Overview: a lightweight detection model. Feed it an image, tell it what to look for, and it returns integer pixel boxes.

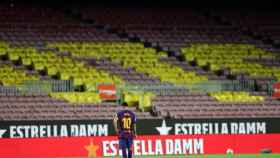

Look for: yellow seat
[50,92,101,104]
[210,91,264,103]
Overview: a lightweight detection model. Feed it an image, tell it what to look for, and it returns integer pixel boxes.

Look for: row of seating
[0,64,38,86]
[0,95,154,120]
[2,42,124,90]
[48,42,208,86]
[209,91,264,103]
[181,44,280,80]
[122,91,155,110]
[50,92,102,104]
[151,92,280,119]
[209,9,280,45]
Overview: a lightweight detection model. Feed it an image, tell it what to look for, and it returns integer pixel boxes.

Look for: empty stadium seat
[48,42,208,87]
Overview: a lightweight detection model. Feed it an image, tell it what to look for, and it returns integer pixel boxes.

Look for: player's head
[122,102,128,106]
[121,102,131,111]
[123,106,131,112]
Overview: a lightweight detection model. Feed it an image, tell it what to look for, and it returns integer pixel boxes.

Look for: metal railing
[186,80,257,92]
[0,79,276,96]
[0,80,74,95]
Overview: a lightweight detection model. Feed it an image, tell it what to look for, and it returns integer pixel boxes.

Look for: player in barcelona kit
[113,104,137,158]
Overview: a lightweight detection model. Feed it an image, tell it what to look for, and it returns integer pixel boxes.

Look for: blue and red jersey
[117,110,136,138]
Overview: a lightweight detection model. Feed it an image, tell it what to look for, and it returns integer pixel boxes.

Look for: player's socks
[121,148,127,158]
[128,149,132,158]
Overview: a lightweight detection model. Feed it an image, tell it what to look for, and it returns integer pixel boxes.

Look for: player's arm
[132,115,137,137]
[133,123,137,137]
[113,113,119,134]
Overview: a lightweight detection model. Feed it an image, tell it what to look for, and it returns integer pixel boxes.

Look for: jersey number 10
[122,117,132,130]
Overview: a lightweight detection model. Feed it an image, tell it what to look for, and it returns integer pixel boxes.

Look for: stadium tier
[151,91,280,119]
[0,93,153,120]
[206,9,280,47]
[181,44,280,80]
[47,42,208,85]
[81,8,280,81]
[0,64,38,86]
[209,91,264,102]
[0,6,279,121]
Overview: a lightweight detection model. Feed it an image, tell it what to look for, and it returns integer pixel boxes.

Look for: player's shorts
[119,137,133,149]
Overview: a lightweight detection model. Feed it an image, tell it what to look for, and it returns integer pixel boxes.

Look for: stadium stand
[151,91,280,119]
[0,5,280,121]
[205,9,280,47]
[181,44,279,80]
[0,6,155,120]
[78,8,280,118]
[80,8,280,81]
[47,42,208,86]
[0,64,38,86]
